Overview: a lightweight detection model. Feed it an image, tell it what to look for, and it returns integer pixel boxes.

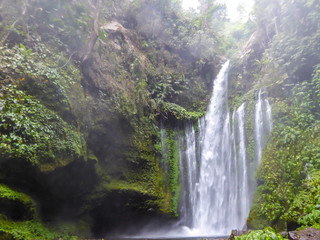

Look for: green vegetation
[0,216,78,240]
[162,102,205,120]
[0,184,80,240]
[0,184,36,216]
[235,227,287,240]
[0,0,224,236]
[0,43,80,114]
[286,171,320,230]
[247,61,320,231]
[159,128,181,217]
[0,85,83,171]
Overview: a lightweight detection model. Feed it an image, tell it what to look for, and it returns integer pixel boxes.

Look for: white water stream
[177,63,273,236]
[178,62,250,235]
[255,89,273,167]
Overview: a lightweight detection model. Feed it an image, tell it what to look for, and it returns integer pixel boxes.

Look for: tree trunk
[81,0,101,64]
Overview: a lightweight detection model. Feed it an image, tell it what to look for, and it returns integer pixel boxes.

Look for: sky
[182,0,254,21]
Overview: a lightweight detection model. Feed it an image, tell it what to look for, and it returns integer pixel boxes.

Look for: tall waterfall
[194,61,249,234]
[177,63,273,236]
[176,62,249,235]
[194,61,236,234]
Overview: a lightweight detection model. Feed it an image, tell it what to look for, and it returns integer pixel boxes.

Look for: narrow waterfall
[178,123,198,227]
[255,89,273,166]
[194,61,232,235]
[160,122,168,174]
[235,103,250,227]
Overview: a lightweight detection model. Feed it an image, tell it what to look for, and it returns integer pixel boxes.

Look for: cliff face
[0,0,223,238]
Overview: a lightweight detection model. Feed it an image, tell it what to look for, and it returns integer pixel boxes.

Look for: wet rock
[227,229,248,240]
[288,228,320,240]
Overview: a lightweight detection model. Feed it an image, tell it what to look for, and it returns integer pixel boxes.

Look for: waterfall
[236,103,250,227]
[193,61,232,235]
[178,123,198,227]
[160,122,168,174]
[153,63,273,238]
[255,89,273,166]
[177,63,273,236]
[177,61,250,235]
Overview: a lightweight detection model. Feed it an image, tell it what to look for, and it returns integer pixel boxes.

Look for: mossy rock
[0,216,79,240]
[0,184,36,221]
[247,205,270,231]
[0,186,81,239]
[247,186,271,230]
[0,86,85,172]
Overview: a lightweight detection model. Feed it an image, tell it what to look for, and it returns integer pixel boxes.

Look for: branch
[88,0,96,10]
[22,0,27,15]
[58,51,77,69]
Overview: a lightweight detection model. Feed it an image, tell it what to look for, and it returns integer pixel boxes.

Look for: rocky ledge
[287,228,320,240]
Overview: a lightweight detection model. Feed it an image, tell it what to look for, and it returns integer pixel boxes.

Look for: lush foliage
[286,171,320,229]
[0,86,83,170]
[162,102,205,120]
[0,184,79,240]
[0,216,78,240]
[235,227,287,240]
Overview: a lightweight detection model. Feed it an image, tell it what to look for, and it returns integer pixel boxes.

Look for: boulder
[227,229,248,240]
[288,228,320,240]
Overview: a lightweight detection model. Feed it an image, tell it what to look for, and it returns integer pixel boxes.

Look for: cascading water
[177,64,273,236]
[177,61,251,235]
[255,89,273,166]
[194,61,235,234]
[178,123,198,227]
[235,103,250,227]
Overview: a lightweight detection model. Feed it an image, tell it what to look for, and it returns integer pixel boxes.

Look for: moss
[0,185,35,210]
[160,128,181,217]
[0,185,82,239]
[0,0,224,234]
[104,180,151,195]
[247,186,271,230]
[0,215,79,240]
[87,150,98,162]
[162,102,205,121]
[0,185,36,222]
